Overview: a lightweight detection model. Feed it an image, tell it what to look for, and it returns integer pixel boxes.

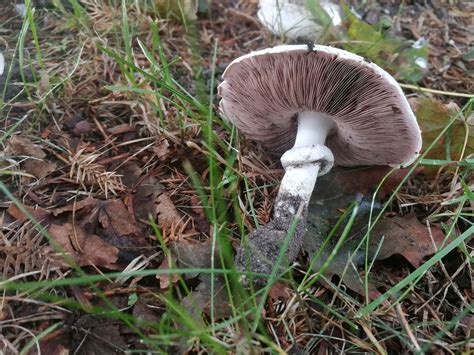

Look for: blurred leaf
[198,0,209,14]
[127,293,138,306]
[305,0,333,29]
[155,0,198,22]
[411,98,473,162]
[340,4,428,82]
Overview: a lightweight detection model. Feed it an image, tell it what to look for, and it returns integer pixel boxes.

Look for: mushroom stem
[276,112,335,212]
[235,112,336,283]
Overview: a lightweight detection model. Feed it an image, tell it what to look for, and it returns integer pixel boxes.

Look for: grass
[0,0,473,353]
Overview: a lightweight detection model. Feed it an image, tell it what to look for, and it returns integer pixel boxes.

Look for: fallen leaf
[268,281,292,302]
[48,223,119,268]
[156,193,183,230]
[69,315,127,354]
[8,135,57,179]
[370,214,445,267]
[8,135,46,158]
[132,296,161,323]
[52,197,97,216]
[334,166,424,198]
[410,98,473,162]
[132,176,164,222]
[304,195,445,298]
[117,161,145,188]
[22,159,57,179]
[7,203,50,224]
[156,256,180,289]
[171,237,213,276]
[181,274,233,322]
[98,199,141,236]
[155,0,198,21]
[153,139,171,161]
[108,123,134,135]
[73,120,95,135]
[37,335,71,355]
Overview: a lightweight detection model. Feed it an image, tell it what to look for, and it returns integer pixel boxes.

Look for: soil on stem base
[235,193,307,284]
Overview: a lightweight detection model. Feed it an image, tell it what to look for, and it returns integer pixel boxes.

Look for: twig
[399,83,474,98]
[395,303,421,352]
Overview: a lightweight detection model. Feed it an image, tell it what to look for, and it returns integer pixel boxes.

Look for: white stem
[277,112,335,207]
[293,112,334,148]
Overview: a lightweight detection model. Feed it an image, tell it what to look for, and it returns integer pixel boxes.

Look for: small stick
[399,83,473,98]
[395,302,421,352]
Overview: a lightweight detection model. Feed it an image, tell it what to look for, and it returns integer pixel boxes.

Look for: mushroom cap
[257,0,342,41]
[218,44,422,167]
[0,51,4,76]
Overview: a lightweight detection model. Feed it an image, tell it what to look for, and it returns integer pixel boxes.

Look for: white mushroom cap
[0,52,4,76]
[257,0,342,41]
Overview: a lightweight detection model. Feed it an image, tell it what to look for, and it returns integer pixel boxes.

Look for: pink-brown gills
[219,46,422,167]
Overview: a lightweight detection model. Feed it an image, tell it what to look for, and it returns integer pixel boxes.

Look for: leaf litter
[304,167,448,299]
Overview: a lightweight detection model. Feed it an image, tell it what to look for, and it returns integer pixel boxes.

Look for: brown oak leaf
[48,223,119,269]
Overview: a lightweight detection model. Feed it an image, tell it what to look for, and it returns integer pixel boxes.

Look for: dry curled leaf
[98,199,141,236]
[48,223,119,269]
[8,135,57,178]
[156,193,183,230]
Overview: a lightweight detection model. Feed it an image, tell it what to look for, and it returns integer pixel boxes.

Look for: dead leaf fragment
[7,203,50,224]
[22,159,57,179]
[8,135,57,178]
[156,193,183,230]
[304,197,445,298]
[181,275,233,322]
[156,256,180,289]
[52,197,97,216]
[410,98,473,162]
[171,237,213,274]
[98,199,141,236]
[49,223,119,268]
[370,214,445,267]
[155,0,198,21]
[153,139,171,161]
[73,120,95,135]
[108,123,134,135]
[8,135,46,158]
[334,166,424,198]
[132,176,164,222]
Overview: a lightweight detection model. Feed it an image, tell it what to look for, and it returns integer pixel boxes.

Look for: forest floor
[0,0,473,354]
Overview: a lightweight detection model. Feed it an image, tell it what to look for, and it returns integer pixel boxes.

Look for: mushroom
[0,51,4,76]
[257,0,342,41]
[218,44,422,282]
